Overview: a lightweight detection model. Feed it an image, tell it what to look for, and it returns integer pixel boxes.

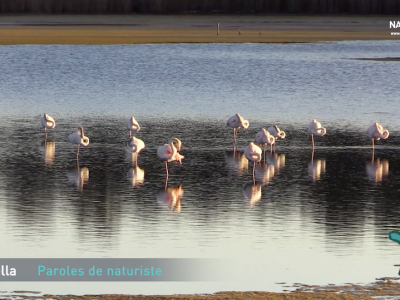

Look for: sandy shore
[3,279,400,299]
[0,15,397,44]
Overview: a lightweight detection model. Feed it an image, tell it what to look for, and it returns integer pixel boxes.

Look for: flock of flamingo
[41,112,390,185]
[39,112,391,210]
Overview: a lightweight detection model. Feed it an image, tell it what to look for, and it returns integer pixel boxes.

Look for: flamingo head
[169,137,182,152]
[175,153,185,164]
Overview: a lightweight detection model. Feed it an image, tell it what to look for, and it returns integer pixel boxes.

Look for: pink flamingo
[367,122,389,150]
[157,137,184,182]
[126,116,140,137]
[244,142,262,183]
[68,127,90,161]
[227,114,249,144]
[40,113,56,140]
[308,119,326,149]
[267,125,286,150]
[254,128,275,154]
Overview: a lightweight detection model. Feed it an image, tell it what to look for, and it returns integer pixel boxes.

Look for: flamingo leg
[372,147,375,163]
[263,144,266,162]
[311,134,314,149]
[372,138,374,150]
[270,144,272,153]
[252,162,256,184]
[165,161,169,181]
[311,148,314,163]
[233,128,237,144]
[129,130,132,137]
[44,127,47,140]
[77,144,80,161]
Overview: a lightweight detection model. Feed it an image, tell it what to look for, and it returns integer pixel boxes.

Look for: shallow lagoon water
[0,41,400,295]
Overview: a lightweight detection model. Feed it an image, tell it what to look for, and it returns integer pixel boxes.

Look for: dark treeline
[0,0,399,14]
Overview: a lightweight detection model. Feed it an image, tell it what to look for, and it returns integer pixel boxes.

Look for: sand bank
[0,15,396,44]
[4,279,400,299]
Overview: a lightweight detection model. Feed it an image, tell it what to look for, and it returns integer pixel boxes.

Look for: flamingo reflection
[127,153,145,187]
[266,152,286,171]
[67,164,89,192]
[308,150,326,181]
[225,150,248,175]
[127,165,145,187]
[41,140,55,167]
[243,182,262,206]
[157,185,183,213]
[366,151,389,184]
[255,162,275,186]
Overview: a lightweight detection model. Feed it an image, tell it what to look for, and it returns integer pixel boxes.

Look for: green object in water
[388,231,400,276]
[389,231,400,245]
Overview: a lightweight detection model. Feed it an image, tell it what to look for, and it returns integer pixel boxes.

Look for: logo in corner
[389,21,400,29]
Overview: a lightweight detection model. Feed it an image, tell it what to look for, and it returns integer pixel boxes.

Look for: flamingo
[244,142,262,183]
[267,125,286,150]
[308,119,326,149]
[367,123,389,149]
[40,113,56,139]
[68,127,90,160]
[157,137,184,182]
[126,137,145,165]
[126,116,140,137]
[227,114,249,145]
[254,128,275,155]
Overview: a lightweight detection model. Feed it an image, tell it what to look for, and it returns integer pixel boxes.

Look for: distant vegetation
[0,0,399,14]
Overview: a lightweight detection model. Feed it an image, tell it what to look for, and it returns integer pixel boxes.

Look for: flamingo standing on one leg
[157,137,184,185]
[254,128,275,158]
[367,122,389,150]
[267,125,286,151]
[126,116,140,137]
[68,127,90,161]
[40,113,56,140]
[308,119,326,149]
[227,114,249,145]
[244,142,262,183]
[126,137,145,165]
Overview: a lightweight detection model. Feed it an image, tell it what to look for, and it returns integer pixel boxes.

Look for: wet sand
[0,15,396,44]
[3,279,400,299]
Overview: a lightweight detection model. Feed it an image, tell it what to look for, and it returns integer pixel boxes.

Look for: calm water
[0,41,400,295]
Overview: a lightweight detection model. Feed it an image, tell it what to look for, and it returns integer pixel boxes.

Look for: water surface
[0,41,399,295]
